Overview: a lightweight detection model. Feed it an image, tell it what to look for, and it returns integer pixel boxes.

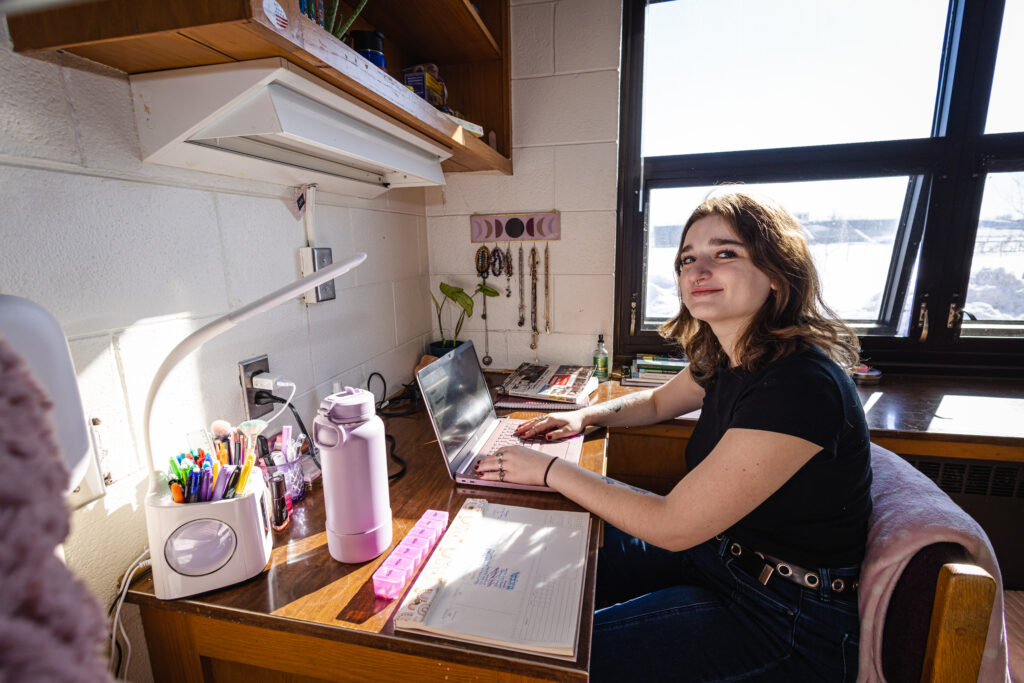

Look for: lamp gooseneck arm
[143,252,367,485]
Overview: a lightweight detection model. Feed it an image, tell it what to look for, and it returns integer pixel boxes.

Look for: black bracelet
[543,456,558,487]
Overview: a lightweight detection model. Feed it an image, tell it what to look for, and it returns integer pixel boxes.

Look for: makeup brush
[210,419,233,442]
[238,419,268,461]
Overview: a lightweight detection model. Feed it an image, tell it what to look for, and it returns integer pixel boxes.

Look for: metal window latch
[947,303,960,329]
[917,300,929,342]
[947,302,975,328]
[630,293,638,335]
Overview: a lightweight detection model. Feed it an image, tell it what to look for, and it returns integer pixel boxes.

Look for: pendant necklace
[475,246,493,365]
[504,244,513,298]
[517,245,525,327]
[530,245,539,351]
[544,243,551,334]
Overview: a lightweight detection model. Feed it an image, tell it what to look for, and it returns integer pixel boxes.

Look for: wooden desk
[128,409,608,682]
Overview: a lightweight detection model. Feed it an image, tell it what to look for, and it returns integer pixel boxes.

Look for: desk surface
[128,409,608,681]
[597,374,1024,446]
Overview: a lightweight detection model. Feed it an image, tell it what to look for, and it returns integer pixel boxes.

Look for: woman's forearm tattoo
[595,392,645,417]
[601,476,654,496]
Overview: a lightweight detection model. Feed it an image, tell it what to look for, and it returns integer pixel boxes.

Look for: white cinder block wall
[426,0,623,368]
[1,0,622,679]
[1,19,431,682]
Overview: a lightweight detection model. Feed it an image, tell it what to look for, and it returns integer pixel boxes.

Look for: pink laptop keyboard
[474,419,581,466]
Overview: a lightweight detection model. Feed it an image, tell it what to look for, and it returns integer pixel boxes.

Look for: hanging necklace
[530,245,538,351]
[544,243,551,334]
[504,244,513,298]
[475,246,493,365]
[517,245,525,327]
[490,245,504,277]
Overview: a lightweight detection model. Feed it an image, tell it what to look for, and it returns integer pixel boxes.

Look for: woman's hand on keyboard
[513,411,584,441]
[475,446,552,486]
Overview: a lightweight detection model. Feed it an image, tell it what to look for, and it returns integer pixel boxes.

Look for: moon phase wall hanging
[469,211,560,243]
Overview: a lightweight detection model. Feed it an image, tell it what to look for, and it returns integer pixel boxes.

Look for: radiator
[901,454,1024,590]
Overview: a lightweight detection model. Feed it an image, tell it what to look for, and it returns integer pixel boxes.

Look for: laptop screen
[417,341,495,466]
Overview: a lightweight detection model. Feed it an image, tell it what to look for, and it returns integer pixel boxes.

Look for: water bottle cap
[318,386,376,424]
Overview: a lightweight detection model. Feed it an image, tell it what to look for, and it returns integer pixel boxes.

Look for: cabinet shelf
[6,0,512,175]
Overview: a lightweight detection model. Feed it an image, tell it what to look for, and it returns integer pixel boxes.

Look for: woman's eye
[716,250,737,259]
[680,256,695,265]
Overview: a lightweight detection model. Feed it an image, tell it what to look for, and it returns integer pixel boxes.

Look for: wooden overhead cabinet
[6,0,512,175]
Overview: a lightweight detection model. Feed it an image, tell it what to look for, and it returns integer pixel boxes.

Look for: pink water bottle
[313,387,392,563]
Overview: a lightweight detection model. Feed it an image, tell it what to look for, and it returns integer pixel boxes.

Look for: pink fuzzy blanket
[858,444,1010,682]
[0,336,110,681]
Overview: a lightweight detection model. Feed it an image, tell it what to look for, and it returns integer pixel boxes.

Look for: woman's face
[678,214,774,332]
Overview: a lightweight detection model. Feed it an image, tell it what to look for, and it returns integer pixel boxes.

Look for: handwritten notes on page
[394,498,590,658]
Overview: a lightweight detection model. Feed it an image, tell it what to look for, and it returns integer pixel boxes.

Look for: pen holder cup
[259,460,305,504]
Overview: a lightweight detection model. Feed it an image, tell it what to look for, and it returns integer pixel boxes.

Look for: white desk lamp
[0,295,92,492]
[143,252,366,599]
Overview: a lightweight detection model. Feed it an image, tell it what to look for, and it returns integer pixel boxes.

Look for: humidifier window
[165,519,237,576]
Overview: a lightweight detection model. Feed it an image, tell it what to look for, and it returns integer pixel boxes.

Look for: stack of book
[621,354,689,387]
[494,362,598,411]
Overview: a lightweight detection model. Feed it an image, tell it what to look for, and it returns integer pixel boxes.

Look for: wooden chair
[881,542,997,683]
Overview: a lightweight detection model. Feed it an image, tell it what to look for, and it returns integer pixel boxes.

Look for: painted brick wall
[426,0,623,368]
[1,18,432,681]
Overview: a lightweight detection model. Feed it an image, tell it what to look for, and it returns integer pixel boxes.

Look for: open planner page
[394,499,590,658]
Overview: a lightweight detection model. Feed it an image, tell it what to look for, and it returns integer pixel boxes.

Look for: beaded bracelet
[543,456,558,487]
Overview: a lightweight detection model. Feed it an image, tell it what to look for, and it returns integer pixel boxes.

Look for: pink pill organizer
[372,509,449,600]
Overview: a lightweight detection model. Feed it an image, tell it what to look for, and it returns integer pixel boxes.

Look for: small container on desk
[259,458,306,509]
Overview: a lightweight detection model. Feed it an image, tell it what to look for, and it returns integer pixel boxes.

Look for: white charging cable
[110,548,151,678]
[252,373,297,426]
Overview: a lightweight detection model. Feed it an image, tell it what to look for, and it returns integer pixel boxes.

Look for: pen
[200,467,212,502]
[237,455,255,495]
[169,479,184,503]
[223,466,242,499]
[168,456,183,482]
[212,465,234,500]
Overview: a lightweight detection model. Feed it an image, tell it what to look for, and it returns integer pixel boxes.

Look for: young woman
[475,192,872,682]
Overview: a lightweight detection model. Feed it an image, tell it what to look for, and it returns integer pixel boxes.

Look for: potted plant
[430,281,499,357]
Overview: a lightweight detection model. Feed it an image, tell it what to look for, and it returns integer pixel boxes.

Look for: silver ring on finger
[497,453,504,464]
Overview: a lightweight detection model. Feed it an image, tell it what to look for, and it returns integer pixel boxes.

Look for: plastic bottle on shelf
[593,334,609,381]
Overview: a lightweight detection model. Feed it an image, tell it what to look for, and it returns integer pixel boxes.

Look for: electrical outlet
[299,246,336,303]
[238,355,272,420]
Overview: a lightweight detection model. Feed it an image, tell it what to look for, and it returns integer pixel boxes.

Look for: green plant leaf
[476,283,500,297]
[439,282,465,301]
[451,290,474,317]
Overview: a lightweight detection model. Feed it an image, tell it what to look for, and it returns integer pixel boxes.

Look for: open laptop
[416,341,584,491]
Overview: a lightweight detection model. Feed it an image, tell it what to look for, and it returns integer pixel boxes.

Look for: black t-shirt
[685,346,872,568]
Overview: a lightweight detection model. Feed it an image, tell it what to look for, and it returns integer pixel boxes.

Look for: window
[615,0,1024,374]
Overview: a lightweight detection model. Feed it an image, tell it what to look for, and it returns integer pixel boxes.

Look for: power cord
[366,372,423,417]
[251,374,297,426]
[109,549,151,679]
[254,390,320,469]
[256,379,413,483]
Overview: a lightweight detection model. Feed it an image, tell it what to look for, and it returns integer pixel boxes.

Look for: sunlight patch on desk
[929,395,1024,438]
[271,530,328,567]
[861,391,884,414]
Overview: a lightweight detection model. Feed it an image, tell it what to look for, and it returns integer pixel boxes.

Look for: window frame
[613,0,1024,376]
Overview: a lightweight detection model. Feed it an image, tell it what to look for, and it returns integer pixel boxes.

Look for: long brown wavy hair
[659,192,860,386]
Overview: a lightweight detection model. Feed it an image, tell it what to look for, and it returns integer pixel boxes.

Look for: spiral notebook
[393,498,590,659]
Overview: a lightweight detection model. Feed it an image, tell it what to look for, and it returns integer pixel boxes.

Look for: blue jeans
[592,527,860,682]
